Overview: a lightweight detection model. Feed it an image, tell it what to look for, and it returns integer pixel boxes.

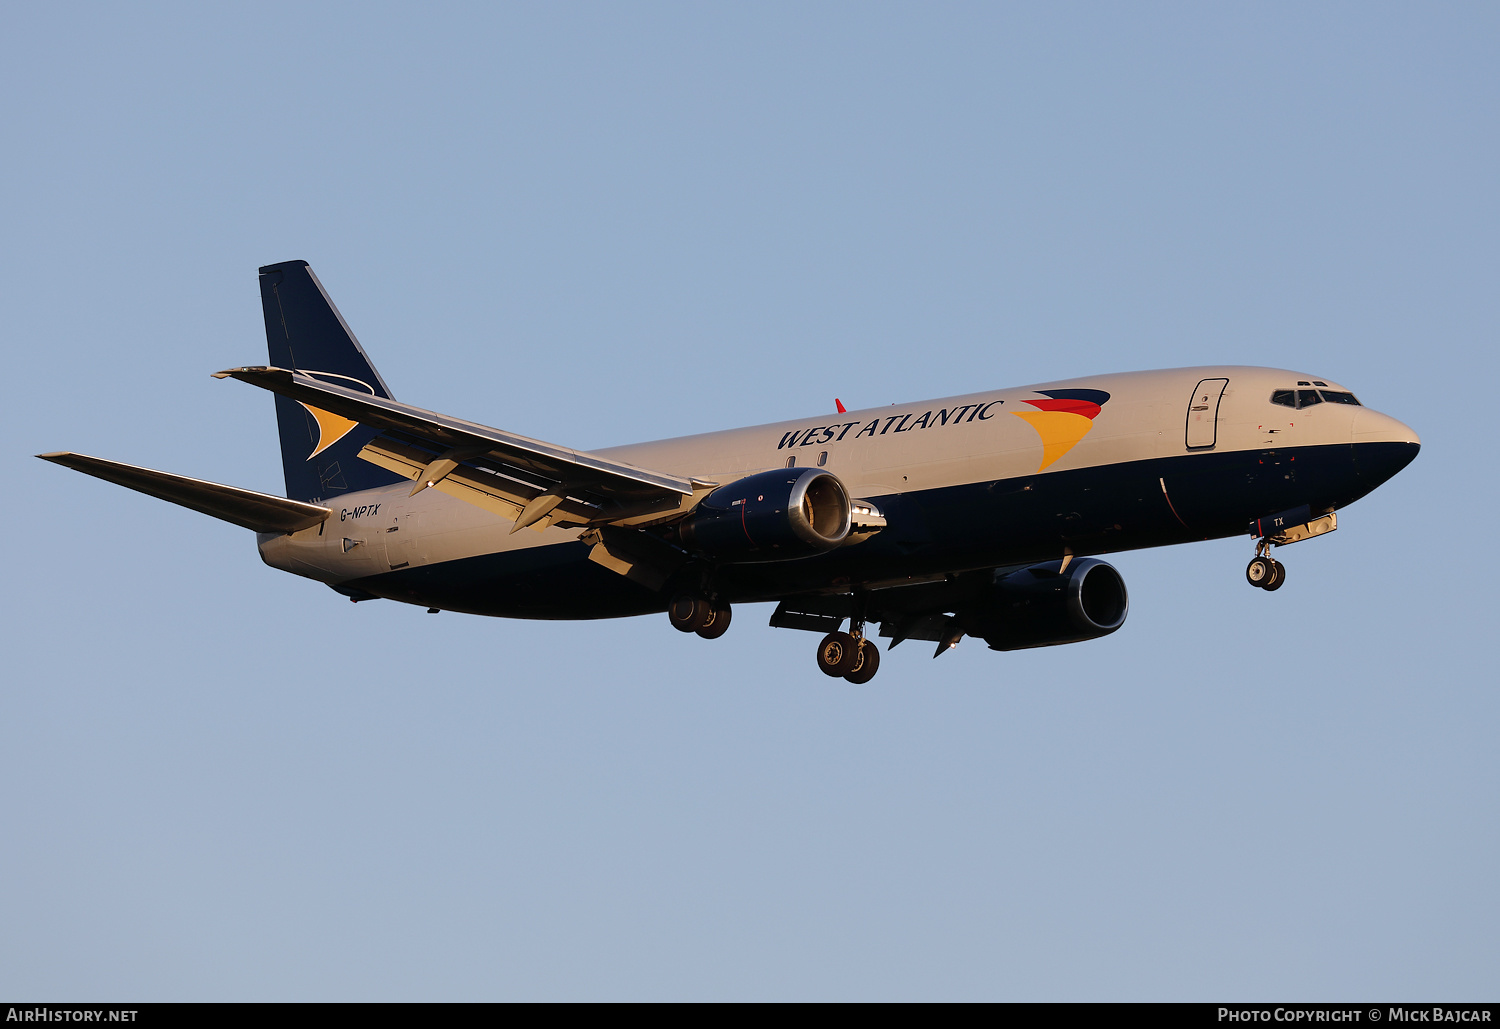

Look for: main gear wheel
[816,632,862,677]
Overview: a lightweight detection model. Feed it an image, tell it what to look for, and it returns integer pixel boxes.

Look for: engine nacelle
[968,558,1129,651]
[678,468,852,562]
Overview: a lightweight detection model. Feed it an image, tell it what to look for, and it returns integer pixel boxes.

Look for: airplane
[38,260,1420,682]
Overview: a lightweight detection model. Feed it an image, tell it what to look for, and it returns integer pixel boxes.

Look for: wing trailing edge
[37,452,331,534]
[216,365,716,531]
[215,366,697,495]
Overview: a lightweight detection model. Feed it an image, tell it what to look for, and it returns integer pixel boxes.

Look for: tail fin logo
[296,371,377,460]
[1013,389,1111,471]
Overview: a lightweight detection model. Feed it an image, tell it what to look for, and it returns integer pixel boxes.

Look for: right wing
[215,366,717,532]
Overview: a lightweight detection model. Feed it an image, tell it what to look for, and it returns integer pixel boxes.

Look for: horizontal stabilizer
[37,452,331,534]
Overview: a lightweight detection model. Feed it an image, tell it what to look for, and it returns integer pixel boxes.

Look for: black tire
[816,632,861,677]
[1246,557,1273,587]
[844,641,881,684]
[1263,560,1286,592]
[668,594,711,633]
[696,602,733,639]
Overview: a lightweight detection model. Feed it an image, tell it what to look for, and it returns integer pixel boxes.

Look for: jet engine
[966,558,1129,651]
[678,467,852,562]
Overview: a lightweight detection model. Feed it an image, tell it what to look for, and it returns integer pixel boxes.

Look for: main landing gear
[816,631,880,683]
[672,589,884,683]
[1245,540,1286,592]
[815,599,881,683]
[668,593,733,639]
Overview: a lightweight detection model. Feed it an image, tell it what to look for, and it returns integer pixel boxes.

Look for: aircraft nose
[1353,407,1420,447]
[1351,408,1420,485]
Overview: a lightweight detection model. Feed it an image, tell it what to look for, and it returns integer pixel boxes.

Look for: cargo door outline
[1185,378,1229,450]
[385,511,421,569]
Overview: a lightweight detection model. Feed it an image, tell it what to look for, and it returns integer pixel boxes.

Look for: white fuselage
[258,365,1418,614]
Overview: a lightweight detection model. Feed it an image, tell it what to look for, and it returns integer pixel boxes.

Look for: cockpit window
[1272,387,1361,409]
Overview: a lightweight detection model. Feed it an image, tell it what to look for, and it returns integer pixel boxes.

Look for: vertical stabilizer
[259,260,405,502]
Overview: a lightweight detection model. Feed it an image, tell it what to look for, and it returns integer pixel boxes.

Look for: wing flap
[580,525,689,591]
[359,436,711,533]
[358,437,602,531]
[37,453,331,533]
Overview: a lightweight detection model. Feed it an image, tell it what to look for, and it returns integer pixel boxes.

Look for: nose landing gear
[1246,542,1286,591]
[1244,508,1340,592]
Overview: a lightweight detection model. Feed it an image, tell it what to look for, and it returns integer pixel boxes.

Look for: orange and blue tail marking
[259,260,406,503]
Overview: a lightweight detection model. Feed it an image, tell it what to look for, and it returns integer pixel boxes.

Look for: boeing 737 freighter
[40,261,1420,681]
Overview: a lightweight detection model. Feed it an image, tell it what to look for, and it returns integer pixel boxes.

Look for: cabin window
[1271,390,1296,408]
[786,456,796,467]
[817,451,828,467]
[1320,390,1361,405]
[1296,389,1323,408]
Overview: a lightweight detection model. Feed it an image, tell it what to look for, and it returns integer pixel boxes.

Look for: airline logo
[1013,389,1111,471]
[301,404,361,459]
[296,370,377,459]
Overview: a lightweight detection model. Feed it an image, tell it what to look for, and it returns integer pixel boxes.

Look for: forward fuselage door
[1185,378,1229,450]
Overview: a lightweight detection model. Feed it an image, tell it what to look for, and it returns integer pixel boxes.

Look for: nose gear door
[1185,378,1229,450]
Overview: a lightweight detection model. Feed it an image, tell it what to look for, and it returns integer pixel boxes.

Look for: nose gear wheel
[1262,560,1285,591]
[1246,540,1287,591]
[1246,556,1274,587]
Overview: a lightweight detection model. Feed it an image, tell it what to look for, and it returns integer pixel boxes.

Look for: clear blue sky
[2,2,1495,1000]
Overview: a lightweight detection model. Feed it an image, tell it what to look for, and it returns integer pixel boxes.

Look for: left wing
[216,366,716,532]
[37,452,331,533]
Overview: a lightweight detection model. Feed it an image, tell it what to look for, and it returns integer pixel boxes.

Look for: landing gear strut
[1246,540,1286,592]
[814,594,882,682]
[668,594,733,638]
